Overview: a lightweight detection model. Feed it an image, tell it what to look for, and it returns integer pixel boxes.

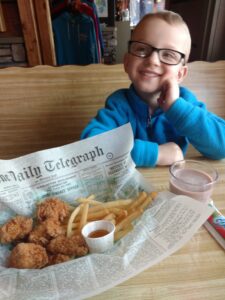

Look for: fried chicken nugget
[28,218,65,246]
[0,216,33,244]
[8,242,48,269]
[36,198,70,222]
[47,233,88,257]
[47,254,71,266]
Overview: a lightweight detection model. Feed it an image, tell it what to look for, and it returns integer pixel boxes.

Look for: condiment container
[81,220,115,253]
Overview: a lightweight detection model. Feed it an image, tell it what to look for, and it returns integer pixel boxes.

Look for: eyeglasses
[128,41,185,65]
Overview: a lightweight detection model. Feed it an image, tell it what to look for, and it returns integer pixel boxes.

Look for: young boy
[81,10,225,167]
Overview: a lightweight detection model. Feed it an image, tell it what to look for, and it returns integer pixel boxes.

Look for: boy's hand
[157,76,180,111]
[157,142,184,166]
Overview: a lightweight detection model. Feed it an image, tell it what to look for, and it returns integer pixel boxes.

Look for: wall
[115,21,130,63]
[167,0,225,62]
[0,0,27,67]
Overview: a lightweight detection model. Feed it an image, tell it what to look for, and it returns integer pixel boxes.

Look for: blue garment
[82,0,104,57]
[52,11,98,65]
[81,85,225,167]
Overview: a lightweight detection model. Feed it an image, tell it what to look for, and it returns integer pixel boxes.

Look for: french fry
[108,207,126,216]
[75,194,95,205]
[72,205,109,219]
[110,219,116,225]
[127,191,147,212]
[139,195,153,211]
[114,224,133,241]
[102,199,132,208]
[79,202,89,231]
[103,213,116,225]
[138,191,158,211]
[115,209,143,233]
[72,212,116,229]
[79,199,131,217]
[150,191,158,200]
[87,209,109,221]
[71,222,79,229]
[87,199,132,214]
[103,213,116,221]
[70,210,108,224]
[67,191,157,241]
[70,229,80,236]
[88,205,109,214]
[77,197,102,207]
[114,210,128,225]
[67,205,81,237]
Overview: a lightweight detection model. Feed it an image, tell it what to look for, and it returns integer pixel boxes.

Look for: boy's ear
[177,65,188,83]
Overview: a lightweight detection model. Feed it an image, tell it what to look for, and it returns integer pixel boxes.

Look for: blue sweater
[81,85,225,167]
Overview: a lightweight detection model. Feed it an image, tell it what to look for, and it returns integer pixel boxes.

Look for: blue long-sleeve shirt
[81,85,225,167]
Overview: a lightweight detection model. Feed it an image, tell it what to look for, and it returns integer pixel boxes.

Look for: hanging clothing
[76,1,103,62]
[82,0,104,59]
[52,11,99,65]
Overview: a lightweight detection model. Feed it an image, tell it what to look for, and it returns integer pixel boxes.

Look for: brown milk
[169,168,214,203]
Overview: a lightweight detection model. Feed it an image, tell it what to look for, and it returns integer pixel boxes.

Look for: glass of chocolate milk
[169,160,218,203]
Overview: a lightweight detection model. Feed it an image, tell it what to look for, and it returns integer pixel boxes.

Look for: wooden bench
[0,61,224,159]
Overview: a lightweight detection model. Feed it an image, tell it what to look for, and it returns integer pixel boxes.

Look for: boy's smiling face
[124,17,190,102]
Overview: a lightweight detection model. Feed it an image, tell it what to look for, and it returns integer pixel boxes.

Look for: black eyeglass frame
[128,40,186,66]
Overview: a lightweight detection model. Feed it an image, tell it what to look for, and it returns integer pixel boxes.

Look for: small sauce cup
[81,220,115,253]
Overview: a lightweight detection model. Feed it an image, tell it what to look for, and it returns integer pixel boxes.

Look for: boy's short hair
[133,10,191,61]
[138,10,186,26]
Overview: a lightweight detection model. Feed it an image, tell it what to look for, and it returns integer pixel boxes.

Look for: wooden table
[89,152,225,300]
[0,61,224,299]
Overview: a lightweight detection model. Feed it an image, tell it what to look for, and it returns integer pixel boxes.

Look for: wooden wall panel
[17,0,42,66]
[0,2,6,32]
[33,0,56,65]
